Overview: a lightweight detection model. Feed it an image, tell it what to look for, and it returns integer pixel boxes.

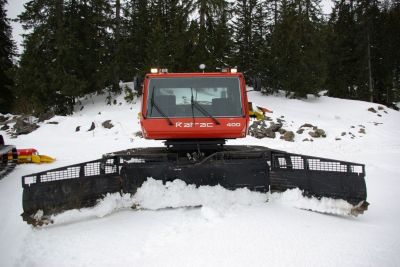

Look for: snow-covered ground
[1,89,400,267]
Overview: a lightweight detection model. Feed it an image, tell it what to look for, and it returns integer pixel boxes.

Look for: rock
[308,128,326,138]
[368,107,377,113]
[1,124,9,131]
[135,131,143,138]
[351,126,355,128]
[301,123,314,128]
[282,131,295,142]
[46,121,59,125]
[377,114,382,117]
[315,128,326,138]
[38,111,55,122]
[76,126,81,132]
[341,132,346,136]
[264,116,272,121]
[378,106,384,110]
[302,138,313,142]
[251,120,262,127]
[268,122,282,132]
[88,122,95,131]
[278,128,287,135]
[296,128,304,134]
[358,124,365,128]
[102,120,114,129]
[359,128,366,134]
[0,115,7,123]
[263,128,276,138]
[335,137,341,141]
[13,118,39,135]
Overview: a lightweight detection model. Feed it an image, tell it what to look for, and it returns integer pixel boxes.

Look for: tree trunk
[367,31,373,102]
[114,0,121,89]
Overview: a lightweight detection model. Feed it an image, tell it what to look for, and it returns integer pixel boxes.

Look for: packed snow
[1,87,400,267]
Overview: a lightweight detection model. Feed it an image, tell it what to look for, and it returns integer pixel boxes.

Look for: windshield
[147,77,242,118]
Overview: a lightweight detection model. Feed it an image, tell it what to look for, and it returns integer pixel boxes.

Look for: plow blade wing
[22,158,122,225]
[269,151,368,214]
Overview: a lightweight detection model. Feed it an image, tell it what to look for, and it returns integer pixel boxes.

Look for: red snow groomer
[21,69,368,225]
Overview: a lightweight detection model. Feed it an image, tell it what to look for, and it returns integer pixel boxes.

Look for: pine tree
[120,0,150,78]
[269,0,326,98]
[191,0,225,70]
[211,1,234,69]
[15,0,60,114]
[145,0,168,68]
[326,0,359,99]
[0,0,15,113]
[16,0,115,115]
[326,0,400,104]
[385,1,400,103]
[234,0,262,78]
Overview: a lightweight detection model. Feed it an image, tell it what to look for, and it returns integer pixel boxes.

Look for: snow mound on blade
[49,178,267,225]
[48,179,356,226]
[270,188,356,216]
[134,178,267,210]
[50,193,135,225]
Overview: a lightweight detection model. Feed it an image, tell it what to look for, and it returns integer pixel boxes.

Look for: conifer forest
[1,0,399,115]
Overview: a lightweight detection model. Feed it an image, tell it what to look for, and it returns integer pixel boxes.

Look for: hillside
[1,90,400,267]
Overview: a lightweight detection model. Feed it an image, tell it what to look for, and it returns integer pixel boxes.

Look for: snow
[1,88,400,267]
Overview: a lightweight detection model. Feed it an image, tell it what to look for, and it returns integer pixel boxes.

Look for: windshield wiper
[150,86,173,126]
[191,89,221,125]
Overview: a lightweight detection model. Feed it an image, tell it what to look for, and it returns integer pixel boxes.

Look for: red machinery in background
[1,135,55,179]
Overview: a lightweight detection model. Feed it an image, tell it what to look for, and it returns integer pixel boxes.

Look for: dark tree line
[0,0,15,113]
[0,0,399,115]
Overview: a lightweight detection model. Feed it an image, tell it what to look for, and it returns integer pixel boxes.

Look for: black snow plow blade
[0,135,18,179]
[21,146,368,225]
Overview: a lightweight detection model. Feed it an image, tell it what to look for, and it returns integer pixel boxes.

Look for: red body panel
[140,72,250,140]
[17,149,38,156]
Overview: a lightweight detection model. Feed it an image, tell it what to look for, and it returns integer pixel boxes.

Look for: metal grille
[41,167,81,182]
[22,158,119,186]
[84,162,100,176]
[290,156,304,170]
[307,158,347,172]
[350,165,363,174]
[272,153,364,174]
[23,175,36,185]
[105,159,118,174]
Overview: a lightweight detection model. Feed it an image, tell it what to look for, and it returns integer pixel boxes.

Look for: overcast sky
[6,0,334,55]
